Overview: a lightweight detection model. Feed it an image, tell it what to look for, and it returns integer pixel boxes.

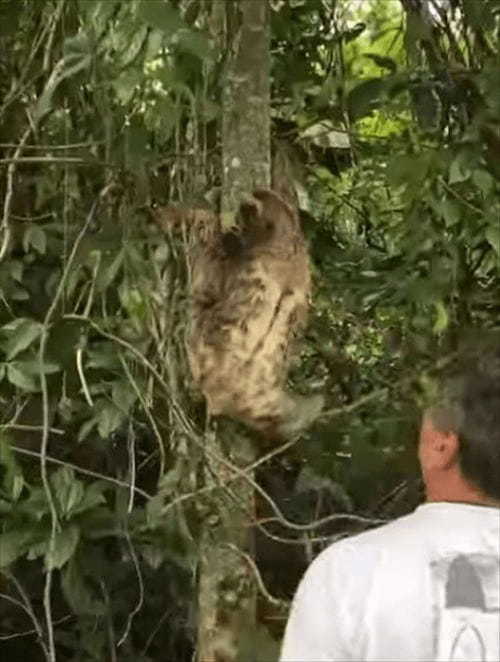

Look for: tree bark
[196,2,271,661]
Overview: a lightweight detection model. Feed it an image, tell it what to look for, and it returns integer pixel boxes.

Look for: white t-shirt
[280,502,500,661]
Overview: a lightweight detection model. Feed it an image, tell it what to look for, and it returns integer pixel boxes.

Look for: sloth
[153,189,323,440]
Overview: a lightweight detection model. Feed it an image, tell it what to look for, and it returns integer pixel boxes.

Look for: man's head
[418,342,500,506]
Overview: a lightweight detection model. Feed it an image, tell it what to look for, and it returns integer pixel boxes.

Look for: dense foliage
[0,1,499,660]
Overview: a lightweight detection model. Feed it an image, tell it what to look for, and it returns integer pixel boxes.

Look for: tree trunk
[196,2,271,661]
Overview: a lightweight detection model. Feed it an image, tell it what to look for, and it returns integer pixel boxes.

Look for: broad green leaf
[51,468,85,518]
[485,225,500,255]
[11,359,61,376]
[2,318,42,359]
[9,260,23,282]
[96,403,125,438]
[27,540,48,560]
[62,558,104,615]
[96,249,124,292]
[449,155,470,184]
[112,380,138,413]
[177,29,211,60]
[137,0,183,35]
[45,524,80,570]
[86,343,122,370]
[70,482,107,516]
[439,199,461,227]
[347,78,386,121]
[387,153,431,189]
[22,225,47,255]
[6,364,37,391]
[472,169,494,195]
[0,530,29,567]
[78,418,98,442]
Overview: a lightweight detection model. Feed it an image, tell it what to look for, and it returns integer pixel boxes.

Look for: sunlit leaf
[1,318,43,360]
[432,301,448,335]
[6,364,38,391]
[45,524,80,570]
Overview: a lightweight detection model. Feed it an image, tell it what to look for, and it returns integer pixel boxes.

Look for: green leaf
[11,359,61,376]
[96,403,125,438]
[51,468,85,518]
[62,558,103,615]
[1,435,25,500]
[96,249,124,292]
[439,199,461,227]
[347,78,386,121]
[387,153,432,189]
[485,225,500,255]
[137,0,183,35]
[363,53,397,74]
[78,418,98,443]
[6,364,38,391]
[45,524,80,570]
[449,154,470,184]
[70,482,107,516]
[112,380,138,414]
[22,225,47,255]
[432,301,448,335]
[472,169,494,195]
[0,530,29,567]
[1,318,43,359]
[177,29,211,60]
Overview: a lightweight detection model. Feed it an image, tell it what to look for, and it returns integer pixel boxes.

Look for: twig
[10,444,153,501]
[0,157,107,166]
[126,421,136,514]
[0,142,104,150]
[116,531,144,647]
[76,347,94,407]
[38,194,105,662]
[320,386,389,420]
[119,353,166,483]
[224,543,288,608]
[0,573,49,660]
[0,424,65,435]
[0,615,73,642]
[0,126,32,262]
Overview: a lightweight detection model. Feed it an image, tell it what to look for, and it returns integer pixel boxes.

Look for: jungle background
[0,0,499,660]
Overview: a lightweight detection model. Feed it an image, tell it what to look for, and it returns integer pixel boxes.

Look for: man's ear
[433,427,460,469]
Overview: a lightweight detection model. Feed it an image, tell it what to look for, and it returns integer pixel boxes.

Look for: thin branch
[224,543,289,609]
[0,615,73,642]
[0,126,32,262]
[116,531,145,648]
[0,572,49,660]
[0,424,65,436]
[0,142,104,150]
[10,444,152,500]
[119,353,166,483]
[0,156,108,166]
[38,192,109,662]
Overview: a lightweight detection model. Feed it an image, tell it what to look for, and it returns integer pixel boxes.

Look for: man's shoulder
[317,508,424,566]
